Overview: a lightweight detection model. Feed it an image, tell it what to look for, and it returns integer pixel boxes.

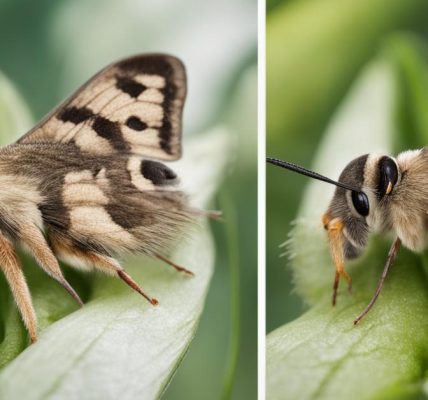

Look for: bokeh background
[266,0,428,332]
[0,0,257,398]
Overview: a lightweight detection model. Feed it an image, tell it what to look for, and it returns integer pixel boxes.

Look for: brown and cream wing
[18,54,187,160]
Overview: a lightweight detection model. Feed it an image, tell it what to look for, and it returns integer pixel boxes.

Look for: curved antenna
[267,157,361,193]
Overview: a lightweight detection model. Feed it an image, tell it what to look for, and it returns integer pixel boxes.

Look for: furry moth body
[0,54,196,343]
[268,148,428,323]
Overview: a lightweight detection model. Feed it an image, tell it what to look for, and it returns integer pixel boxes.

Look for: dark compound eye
[378,156,398,197]
[351,191,369,217]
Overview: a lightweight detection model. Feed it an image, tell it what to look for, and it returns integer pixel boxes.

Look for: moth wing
[17,54,186,161]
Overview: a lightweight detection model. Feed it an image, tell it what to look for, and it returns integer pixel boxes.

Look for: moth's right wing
[17,54,186,161]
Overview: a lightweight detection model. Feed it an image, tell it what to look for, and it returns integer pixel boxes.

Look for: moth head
[266,154,400,275]
[322,153,400,263]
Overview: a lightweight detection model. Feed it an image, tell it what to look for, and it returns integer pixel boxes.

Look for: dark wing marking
[17,54,187,161]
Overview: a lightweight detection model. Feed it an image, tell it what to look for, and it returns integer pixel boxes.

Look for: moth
[267,150,428,324]
[1,54,198,343]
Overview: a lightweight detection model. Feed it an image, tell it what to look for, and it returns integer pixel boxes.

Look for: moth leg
[323,215,352,306]
[49,237,158,305]
[0,233,37,343]
[90,253,159,305]
[19,225,83,307]
[116,268,159,305]
[153,252,194,276]
[354,237,402,325]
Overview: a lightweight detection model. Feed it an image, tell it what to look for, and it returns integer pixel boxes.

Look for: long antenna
[267,157,361,192]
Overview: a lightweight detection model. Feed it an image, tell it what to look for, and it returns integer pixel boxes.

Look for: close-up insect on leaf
[0,1,257,399]
[0,54,198,343]
[266,1,428,399]
[267,144,428,325]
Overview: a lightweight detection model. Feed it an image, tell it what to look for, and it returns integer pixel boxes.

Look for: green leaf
[267,247,428,400]
[0,227,214,400]
[0,74,231,400]
[267,50,428,399]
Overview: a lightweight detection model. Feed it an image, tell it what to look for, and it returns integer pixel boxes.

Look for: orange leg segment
[323,214,352,306]
[154,253,194,276]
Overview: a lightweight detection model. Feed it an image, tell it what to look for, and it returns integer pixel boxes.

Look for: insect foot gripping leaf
[267,56,428,400]
[0,127,231,400]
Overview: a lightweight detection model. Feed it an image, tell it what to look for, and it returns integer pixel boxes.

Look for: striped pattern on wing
[18,54,187,161]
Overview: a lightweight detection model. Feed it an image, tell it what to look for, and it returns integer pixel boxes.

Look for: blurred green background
[266,0,428,333]
[0,0,257,399]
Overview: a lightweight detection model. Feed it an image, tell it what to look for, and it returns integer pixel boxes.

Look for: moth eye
[351,191,369,217]
[378,156,398,197]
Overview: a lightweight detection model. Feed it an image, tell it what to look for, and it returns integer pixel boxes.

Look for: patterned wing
[18,54,186,161]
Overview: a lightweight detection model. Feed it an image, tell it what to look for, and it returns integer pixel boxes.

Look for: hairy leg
[19,225,83,306]
[0,233,37,342]
[49,235,158,305]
